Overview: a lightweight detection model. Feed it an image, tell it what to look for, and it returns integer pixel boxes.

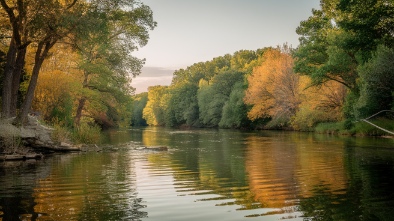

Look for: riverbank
[0,116,80,160]
[314,118,394,137]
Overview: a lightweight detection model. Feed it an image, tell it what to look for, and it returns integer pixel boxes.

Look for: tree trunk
[74,71,89,126]
[1,39,17,118]
[74,97,86,126]
[10,47,27,116]
[17,41,51,125]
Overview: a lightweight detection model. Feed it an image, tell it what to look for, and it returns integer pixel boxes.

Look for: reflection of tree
[300,138,394,221]
[245,134,299,209]
[244,132,350,218]
[32,152,147,220]
[142,128,258,210]
[0,160,50,220]
[294,133,348,197]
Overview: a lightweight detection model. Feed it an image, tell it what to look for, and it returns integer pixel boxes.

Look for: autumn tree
[0,0,86,123]
[244,48,301,127]
[32,45,81,126]
[143,86,169,126]
[294,0,394,124]
[0,0,156,126]
[291,79,346,131]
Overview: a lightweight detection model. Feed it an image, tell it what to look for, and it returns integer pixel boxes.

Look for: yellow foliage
[143,86,169,126]
[244,49,301,121]
[291,79,346,130]
[32,45,83,121]
[244,48,346,128]
[302,80,347,112]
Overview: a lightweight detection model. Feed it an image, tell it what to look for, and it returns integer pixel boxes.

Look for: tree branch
[66,0,78,9]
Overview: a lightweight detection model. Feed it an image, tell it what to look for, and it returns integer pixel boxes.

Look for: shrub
[315,122,344,134]
[71,123,102,144]
[291,107,337,131]
[51,123,71,144]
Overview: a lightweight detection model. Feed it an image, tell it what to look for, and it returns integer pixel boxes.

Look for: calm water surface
[1,127,394,220]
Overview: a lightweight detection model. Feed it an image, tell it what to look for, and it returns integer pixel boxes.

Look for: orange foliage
[303,80,347,112]
[244,49,302,121]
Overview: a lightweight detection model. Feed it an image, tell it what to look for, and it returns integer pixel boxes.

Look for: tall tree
[244,48,301,126]
[71,3,156,126]
[337,0,394,56]
[0,0,29,118]
[293,3,359,90]
[355,45,394,118]
[295,0,394,122]
[0,0,85,122]
[1,0,156,125]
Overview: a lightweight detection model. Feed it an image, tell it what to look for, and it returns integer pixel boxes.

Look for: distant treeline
[132,0,394,134]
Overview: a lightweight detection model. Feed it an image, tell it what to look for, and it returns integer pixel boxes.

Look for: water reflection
[138,129,394,220]
[0,151,147,221]
[1,128,394,220]
[299,143,394,221]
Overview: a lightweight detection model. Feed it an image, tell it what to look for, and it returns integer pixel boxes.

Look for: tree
[165,82,199,127]
[244,48,301,127]
[219,82,251,129]
[0,0,86,122]
[71,2,156,126]
[337,0,394,55]
[143,86,168,126]
[131,93,148,127]
[198,70,244,127]
[295,0,394,123]
[0,0,156,125]
[293,3,359,90]
[230,49,263,73]
[355,45,394,118]
[291,79,346,131]
[31,44,81,126]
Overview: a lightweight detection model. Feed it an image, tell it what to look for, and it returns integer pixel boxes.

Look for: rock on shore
[0,116,79,156]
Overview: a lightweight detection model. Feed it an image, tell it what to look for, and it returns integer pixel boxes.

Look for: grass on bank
[315,118,394,136]
[52,122,102,145]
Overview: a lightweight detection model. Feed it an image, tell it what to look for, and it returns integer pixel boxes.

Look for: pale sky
[131,0,321,94]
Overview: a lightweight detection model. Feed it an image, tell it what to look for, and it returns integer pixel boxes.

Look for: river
[1,127,394,220]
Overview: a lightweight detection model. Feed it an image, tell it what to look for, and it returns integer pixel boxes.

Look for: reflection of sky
[135,160,270,221]
[132,0,321,93]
